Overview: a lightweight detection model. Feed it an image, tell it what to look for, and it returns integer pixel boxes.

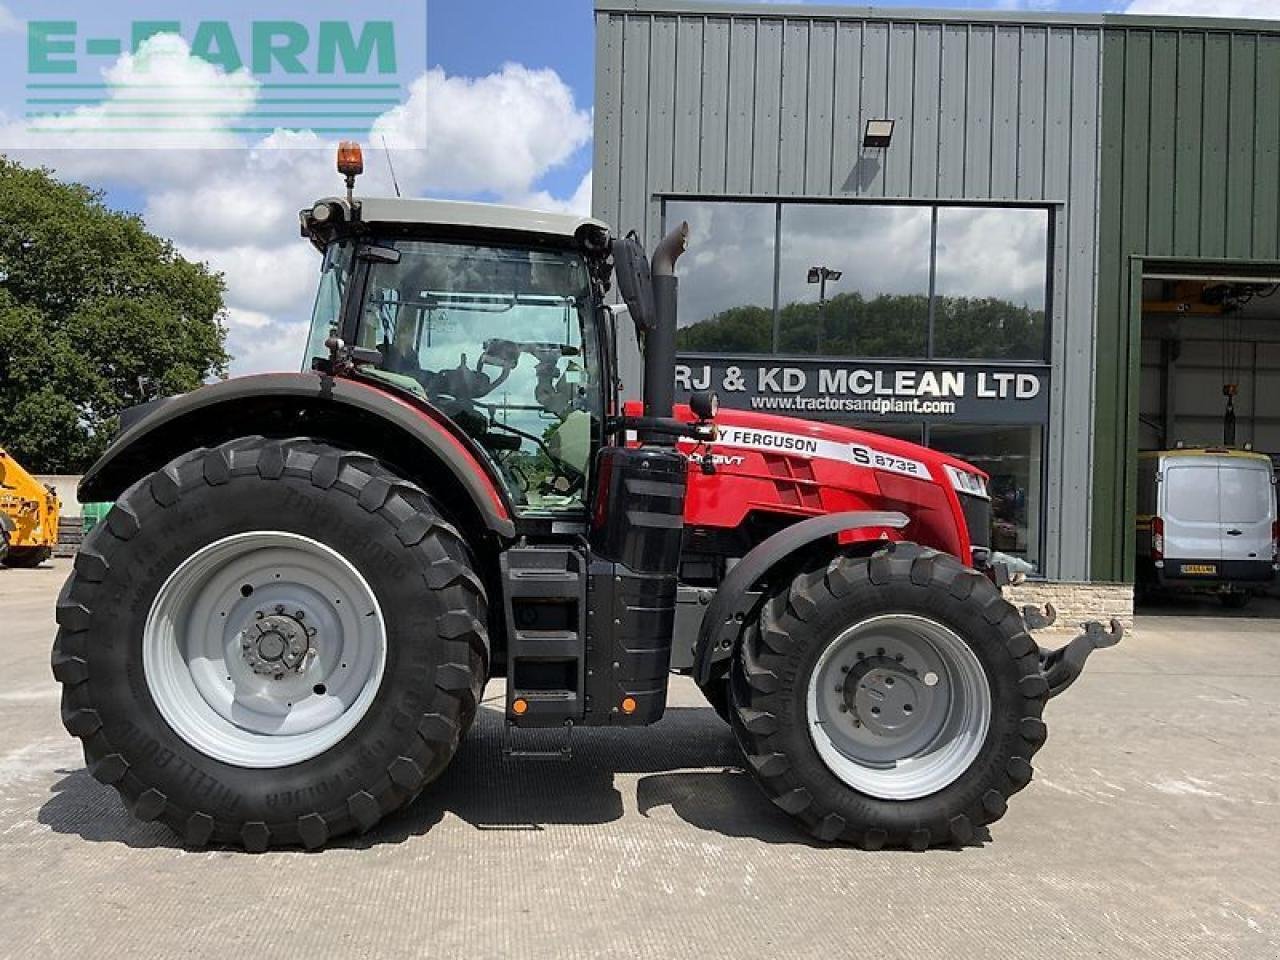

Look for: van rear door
[1162,460,1221,563]
[1219,460,1275,565]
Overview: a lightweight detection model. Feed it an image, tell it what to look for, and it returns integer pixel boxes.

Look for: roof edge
[594,0,1280,35]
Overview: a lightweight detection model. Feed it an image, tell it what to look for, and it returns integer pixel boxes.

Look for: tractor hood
[655,403,993,564]
[662,404,989,496]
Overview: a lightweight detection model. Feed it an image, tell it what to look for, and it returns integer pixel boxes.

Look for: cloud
[226,320,312,376]
[175,242,320,315]
[3,34,256,162]
[1125,0,1280,15]
[519,170,593,216]
[6,38,594,375]
[0,4,20,35]
[991,0,1061,10]
[371,65,591,197]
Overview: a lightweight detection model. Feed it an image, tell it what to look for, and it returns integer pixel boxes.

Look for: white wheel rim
[806,613,992,800]
[143,531,386,768]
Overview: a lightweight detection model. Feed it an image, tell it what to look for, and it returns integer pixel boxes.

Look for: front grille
[958,493,992,550]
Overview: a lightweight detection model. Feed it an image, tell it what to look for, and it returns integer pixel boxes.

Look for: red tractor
[53,146,1118,851]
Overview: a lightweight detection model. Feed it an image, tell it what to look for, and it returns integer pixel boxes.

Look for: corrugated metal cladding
[593,0,1103,580]
[1092,23,1280,581]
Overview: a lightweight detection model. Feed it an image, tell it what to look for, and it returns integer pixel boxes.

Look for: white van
[1136,449,1278,607]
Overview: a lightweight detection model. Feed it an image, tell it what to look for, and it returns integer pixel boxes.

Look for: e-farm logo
[12,3,425,146]
[29,20,397,76]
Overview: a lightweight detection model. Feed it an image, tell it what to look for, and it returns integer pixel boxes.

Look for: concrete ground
[1,561,1277,960]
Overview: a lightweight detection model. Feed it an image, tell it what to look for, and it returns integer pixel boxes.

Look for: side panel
[1093,23,1280,580]
[1162,462,1221,562]
[1218,462,1276,564]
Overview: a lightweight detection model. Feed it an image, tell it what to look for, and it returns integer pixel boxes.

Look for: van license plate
[1182,564,1217,575]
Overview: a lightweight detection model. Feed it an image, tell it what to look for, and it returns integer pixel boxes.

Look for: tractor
[53,144,1119,851]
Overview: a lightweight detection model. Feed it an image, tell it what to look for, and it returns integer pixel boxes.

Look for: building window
[927,423,1044,573]
[776,204,931,357]
[665,200,776,352]
[932,207,1049,361]
[665,199,1051,363]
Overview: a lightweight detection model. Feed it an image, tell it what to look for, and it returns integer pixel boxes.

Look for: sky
[2,0,1279,374]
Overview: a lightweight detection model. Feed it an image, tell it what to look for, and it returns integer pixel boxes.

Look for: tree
[0,158,229,473]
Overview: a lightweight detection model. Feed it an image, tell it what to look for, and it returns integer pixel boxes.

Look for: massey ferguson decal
[713,426,929,480]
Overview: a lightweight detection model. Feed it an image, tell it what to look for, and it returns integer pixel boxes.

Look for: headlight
[944,464,989,499]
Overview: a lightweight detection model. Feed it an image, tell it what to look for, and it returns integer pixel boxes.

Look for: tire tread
[52,436,489,850]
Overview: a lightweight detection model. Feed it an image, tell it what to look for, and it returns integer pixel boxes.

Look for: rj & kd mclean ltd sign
[675,356,1050,424]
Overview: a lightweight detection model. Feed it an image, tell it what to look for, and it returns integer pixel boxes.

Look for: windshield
[304,241,354,368]
[354,239,600,514]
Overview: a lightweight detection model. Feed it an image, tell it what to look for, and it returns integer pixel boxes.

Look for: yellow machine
[0,448,60,568]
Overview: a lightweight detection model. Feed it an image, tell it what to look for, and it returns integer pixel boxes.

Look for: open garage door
[1135,262,1280,617]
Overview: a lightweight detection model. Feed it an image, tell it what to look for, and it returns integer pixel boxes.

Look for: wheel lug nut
[295,610,305,620]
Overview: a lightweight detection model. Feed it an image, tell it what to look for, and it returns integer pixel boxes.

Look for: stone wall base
[1003,580,1135,636]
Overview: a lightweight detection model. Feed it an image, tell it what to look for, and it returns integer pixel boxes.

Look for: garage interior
[1138,264,1280,611]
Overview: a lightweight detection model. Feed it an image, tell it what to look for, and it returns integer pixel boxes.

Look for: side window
[357,240,600,515]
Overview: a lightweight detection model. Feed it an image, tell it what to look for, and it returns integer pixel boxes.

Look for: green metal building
[593,1,1280,584]
[1094,21,1280,581]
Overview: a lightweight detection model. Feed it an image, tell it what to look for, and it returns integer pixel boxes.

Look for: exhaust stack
[643,222,688,426]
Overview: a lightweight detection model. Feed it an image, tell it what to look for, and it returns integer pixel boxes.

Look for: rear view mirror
[611,234,655,333]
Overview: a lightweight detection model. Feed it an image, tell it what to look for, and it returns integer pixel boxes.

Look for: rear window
[1164,465,1218,523]
[1220,466,1274,523]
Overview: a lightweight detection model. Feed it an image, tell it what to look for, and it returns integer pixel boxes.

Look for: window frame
[344,237,606,518]
[924,421,1048,573]
[661,195,1054,365]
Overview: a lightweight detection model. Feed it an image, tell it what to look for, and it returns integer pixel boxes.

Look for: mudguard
[692,510,909,686]
[79,372,516,538]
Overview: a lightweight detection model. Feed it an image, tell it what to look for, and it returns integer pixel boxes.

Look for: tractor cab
[300,193,616,519]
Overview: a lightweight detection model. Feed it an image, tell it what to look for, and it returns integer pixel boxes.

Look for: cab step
[500,545,587,727]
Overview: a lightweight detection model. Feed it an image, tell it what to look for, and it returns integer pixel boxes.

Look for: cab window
[355,240,600,514]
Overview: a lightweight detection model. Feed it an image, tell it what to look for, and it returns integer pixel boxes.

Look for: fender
[80,372,516,538]
[692,510,909,686]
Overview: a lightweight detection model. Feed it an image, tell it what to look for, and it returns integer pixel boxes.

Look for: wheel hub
[843,656,931,739]
[806,613,992,800]
[241,610,312,679]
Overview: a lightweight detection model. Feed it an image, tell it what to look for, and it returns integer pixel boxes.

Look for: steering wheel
[483,419,586,498]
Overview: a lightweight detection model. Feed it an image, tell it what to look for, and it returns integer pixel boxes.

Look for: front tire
[52,437,488,850]
[731,542,1048,849]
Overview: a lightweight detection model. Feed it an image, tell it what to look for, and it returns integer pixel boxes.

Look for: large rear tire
[52,437,488,850]
[731,542,1048,849]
